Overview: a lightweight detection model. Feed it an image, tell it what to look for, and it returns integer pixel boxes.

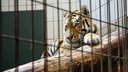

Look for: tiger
[41,5,100,58]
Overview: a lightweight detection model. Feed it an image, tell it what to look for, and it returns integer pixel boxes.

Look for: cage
[1,0,128,72]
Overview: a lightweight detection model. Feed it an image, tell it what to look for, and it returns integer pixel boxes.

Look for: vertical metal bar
[8,0,10,11]
[14,0,19,71]
[104,0,107,24]
[121,0,125,71]
[116,0,121,72]
[31,0,34,71]
[122,2,127,72]
[122,0,126,71]
[99,0,103,72]
[107,0,112,72]
[52,0,55,41]
[26,0,27,10]
[123,0,127,72]
[123,0,128,72]
[0,0,2,71]
[57,0,60,71]
[34,0,36,10]
[43,0,48,72]
[78,0,84,71]
[89,0,94,72]
[68,0,72,71]
[61,5,63,37]
[114,0,116,20]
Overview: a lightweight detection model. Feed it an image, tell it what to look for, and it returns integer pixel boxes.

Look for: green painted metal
[2,10,44,71]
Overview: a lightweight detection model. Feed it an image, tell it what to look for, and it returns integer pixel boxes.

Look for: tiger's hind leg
[83,33,100,45]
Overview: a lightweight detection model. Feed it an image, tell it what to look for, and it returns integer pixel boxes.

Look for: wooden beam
[4,29,125,72]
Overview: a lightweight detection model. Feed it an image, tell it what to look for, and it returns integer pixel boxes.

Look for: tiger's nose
[67,36,73,40]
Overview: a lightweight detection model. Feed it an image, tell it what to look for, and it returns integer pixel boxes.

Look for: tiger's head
[63,5,89,47]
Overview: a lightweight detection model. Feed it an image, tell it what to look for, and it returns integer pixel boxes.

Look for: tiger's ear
[63,12,68,17]
[80,5,89,15]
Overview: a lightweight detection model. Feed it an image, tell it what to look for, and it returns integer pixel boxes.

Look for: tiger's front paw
[83,33,100,45]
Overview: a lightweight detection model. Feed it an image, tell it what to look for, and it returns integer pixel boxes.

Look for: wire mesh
[1,0,128,72]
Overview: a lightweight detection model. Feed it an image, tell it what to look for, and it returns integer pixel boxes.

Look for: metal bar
[89,0,94,72]
[117,0,121,72]
[31,0,34,71]
[68,0,72,71]
[43,0,48,72]
[26,0,27,10]
[107,0,112,72]
[122,0,128,72]
[14,0,19,71]
[57,0,61,71]
[2,34,44,45]
[99,0,103,72]
[61,4,63,37]
[8,0,10,11]
[52,0,55,41]
[123,0,128,72]
[2,2,76,7]
[78,0,84,72]
[34,0,36,10]
[0,0,2,71]
[121,0,125,72]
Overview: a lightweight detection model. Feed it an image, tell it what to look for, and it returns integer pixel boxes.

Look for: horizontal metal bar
[2,34,44,45]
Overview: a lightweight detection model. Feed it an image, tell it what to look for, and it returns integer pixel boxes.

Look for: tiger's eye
[74,23,79,27]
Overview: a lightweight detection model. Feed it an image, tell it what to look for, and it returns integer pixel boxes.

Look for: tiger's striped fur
[41,5,100,58]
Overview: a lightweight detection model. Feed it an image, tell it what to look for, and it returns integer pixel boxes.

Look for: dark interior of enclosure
[1,10,45,71]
